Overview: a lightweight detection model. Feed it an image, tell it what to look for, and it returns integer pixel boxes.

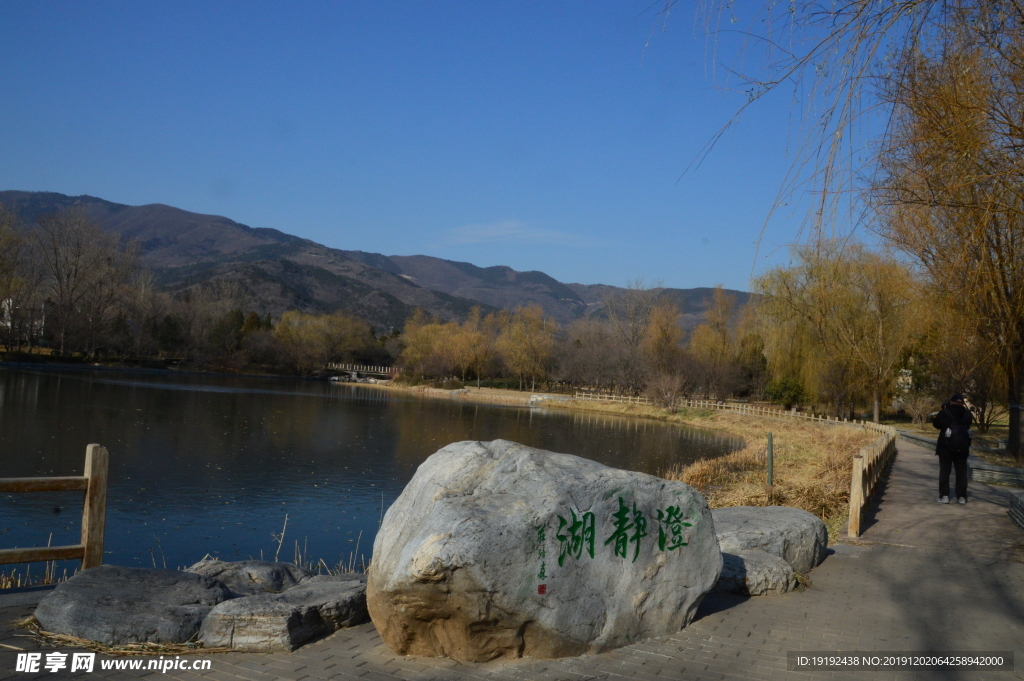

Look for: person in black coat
[931,393,973,504]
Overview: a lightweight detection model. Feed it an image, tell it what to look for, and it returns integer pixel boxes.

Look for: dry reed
[0,563,72,590]
[548,400,878,542]
[15,617,233,656]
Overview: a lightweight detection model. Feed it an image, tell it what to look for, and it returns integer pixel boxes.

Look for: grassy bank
[361,384,881,540]
[356,381,537,406]
[543,400,878,542]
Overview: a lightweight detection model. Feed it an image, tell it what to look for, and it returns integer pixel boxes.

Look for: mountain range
[0,191,750,331]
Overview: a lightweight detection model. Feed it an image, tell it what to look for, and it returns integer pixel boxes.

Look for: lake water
[0,367,742,574]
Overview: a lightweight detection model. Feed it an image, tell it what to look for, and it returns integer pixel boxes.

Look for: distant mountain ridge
[0,190,750,330]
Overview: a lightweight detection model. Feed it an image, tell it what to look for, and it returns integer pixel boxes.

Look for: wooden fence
[571,392,896,538]
[574,391,652,405]
[0,444,109,569]
[679,398,895,430]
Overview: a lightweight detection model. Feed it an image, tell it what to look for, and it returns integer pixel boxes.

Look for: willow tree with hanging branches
[755,242,927,422]
[661,0,1024,456]
[874,32,1024,457]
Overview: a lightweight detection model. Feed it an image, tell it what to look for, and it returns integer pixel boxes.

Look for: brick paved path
[3,438,1023,680]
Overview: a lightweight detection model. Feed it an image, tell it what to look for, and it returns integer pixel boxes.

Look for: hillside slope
[0,191,491,330]
[0,191,752,331]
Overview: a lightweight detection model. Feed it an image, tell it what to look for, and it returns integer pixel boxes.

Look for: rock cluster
[34,561,368,651]
[711,505,828,596]
[367,439,722,662]
[31,443,835,659]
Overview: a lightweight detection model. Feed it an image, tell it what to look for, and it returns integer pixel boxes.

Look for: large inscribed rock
[367,439,722,661]
[711,506,828,573]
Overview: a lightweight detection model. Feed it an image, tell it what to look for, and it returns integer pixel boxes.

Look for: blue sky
[0,1,808,291]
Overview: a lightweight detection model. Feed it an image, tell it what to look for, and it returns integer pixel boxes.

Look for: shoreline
[3,364,874,535]
[350,381,551,407]
[0,360,329,383]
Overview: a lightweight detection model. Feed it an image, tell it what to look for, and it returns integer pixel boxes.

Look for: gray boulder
[185,559,311,596]
[34,565,232,645]
[367,439,722,661]
[712,506,828,573]
[714,549,798,596]
[199,578,368,651]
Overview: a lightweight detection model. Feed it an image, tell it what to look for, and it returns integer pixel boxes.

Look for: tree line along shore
[1,202,1008,553]
[0,202,1017,461]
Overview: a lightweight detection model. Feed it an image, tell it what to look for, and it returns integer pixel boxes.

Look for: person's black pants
[938,452,968,499]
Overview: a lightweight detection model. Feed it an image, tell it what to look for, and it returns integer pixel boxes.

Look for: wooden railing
[847,426,897,538]
[0,444,109,569]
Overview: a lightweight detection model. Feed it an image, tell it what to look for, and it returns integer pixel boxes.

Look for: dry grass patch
[14,616,233,655]
[547,400,878,542]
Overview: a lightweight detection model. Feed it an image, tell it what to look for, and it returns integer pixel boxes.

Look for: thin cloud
[448,220,589,247]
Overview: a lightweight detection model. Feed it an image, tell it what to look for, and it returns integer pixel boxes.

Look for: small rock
[34,566,232,645]
[714,549,798,596]
[185,559,311,596]
[199,578,368,651]
[712,506,828,573]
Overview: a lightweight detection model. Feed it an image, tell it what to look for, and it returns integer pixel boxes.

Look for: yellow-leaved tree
[496,305,555,391]
[757,242,926,422]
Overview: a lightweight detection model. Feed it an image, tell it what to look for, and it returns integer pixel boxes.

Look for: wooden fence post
[81,444,109,569]
[848,454,864,538]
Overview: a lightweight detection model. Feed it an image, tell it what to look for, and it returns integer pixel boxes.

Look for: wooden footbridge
[328,363,397,379]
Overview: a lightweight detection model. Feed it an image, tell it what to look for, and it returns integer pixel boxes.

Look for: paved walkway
[3,439,1023,680]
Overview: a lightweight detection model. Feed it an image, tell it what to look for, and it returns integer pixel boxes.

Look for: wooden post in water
[81,444,109,569]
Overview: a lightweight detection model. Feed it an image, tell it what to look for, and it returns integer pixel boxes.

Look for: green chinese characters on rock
[533,495,698,583]
[555,508,595,566]
[604,497,648,562]
[656,505,692,551]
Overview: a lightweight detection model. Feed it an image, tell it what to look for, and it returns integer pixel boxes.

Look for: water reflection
[0,368,742,573]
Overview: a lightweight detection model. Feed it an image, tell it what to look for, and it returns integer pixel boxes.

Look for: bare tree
[603,279,660,349]
[554,318,621,391]
[689,286,741,399]
[0,204,44,351]
[603,280,661,393]
[34,207,136,355]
